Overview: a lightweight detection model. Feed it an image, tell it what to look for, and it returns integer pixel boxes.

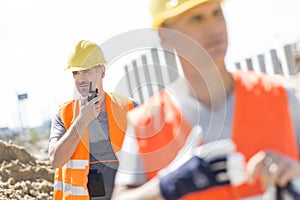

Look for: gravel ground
[0,139,54,200]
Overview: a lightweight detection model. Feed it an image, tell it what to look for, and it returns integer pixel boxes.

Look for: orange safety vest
[130,71,298,199]
[53,93,134,200]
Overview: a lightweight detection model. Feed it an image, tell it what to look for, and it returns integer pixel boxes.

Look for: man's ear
[101,66,105,78]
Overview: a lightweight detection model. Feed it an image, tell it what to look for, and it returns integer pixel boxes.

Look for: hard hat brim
[152,0,223,28]
[65,62,106,72]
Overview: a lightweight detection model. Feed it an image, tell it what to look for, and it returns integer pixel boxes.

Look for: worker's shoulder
[233,70,288,90]
[106,92,139,107]
[58,99,76,110]
[233,71,300,106]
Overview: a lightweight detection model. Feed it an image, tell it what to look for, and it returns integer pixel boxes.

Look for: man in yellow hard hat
[48,40,138,200]
[112,0,300,199]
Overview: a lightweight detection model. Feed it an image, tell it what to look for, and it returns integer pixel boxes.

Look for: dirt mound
[0,140,54,200]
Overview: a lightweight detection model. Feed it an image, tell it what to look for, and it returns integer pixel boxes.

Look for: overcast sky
[1,0,300,129]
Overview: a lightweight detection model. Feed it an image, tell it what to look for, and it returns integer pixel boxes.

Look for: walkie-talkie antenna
[88,81,98,102]
[89,81,92,93]
[88,81,93,102]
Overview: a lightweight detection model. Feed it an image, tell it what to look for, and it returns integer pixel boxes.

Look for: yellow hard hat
[150,0,221,28]
[65,40,107,71]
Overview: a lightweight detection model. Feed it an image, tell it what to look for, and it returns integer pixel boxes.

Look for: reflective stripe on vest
[53,92,134,200]
[132,71,298,199]
[54,181,89,196]
[64,159,89,169]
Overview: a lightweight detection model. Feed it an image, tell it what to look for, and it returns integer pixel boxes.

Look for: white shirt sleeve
[115,124,147,186]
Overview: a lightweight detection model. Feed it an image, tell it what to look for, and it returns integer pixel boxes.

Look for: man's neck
[98,89,106,113]
[186,63,233,110]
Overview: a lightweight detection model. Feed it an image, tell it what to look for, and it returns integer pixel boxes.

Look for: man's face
[72,65,104,97]
[160,1,228,66]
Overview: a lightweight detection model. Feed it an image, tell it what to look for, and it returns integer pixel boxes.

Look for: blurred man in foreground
[112,0,300,199]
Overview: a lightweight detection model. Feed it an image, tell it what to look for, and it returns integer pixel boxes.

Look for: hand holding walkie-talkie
[88,81,98,102]
[81,81,101,123]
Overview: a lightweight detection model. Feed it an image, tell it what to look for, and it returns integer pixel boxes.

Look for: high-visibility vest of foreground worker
[115,71,300,199]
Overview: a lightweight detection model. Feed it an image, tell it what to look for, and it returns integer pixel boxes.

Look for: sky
[1,0,300,129]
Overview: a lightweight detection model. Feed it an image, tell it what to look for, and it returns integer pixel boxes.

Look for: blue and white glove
[158,126,246,200]
[159,155,230,200]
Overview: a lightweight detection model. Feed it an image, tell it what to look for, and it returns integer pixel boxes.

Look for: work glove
[158,126,246,200]
[159,155,230,200]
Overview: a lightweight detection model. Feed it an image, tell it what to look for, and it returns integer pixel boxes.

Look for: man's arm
[113,154,235,200]
[49,116,89,168]
[48,97,101,168]
[112,178,163,200]
[113,140,238,200]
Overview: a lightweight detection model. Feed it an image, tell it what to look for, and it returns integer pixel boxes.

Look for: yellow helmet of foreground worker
[150,0,222,28]
[65,40,107,72]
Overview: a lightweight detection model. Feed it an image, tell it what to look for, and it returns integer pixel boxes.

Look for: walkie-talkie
[88,81,98,102]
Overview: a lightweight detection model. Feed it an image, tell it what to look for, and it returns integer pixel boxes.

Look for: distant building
[292,41,300,74]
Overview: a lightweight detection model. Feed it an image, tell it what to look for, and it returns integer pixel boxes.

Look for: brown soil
[0,140,54,200]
